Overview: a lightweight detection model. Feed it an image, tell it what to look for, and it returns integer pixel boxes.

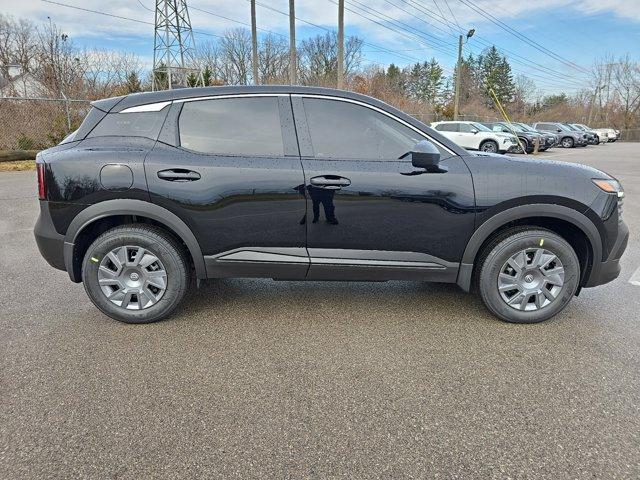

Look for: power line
[390,0,588,87]
[457,0,590,74]
[250,0,425,64]
[41,0,223,39]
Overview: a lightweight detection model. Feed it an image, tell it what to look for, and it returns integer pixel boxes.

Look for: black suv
[34,86,628,324]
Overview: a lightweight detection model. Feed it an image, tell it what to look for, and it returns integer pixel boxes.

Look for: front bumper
[584,219,629,288]
[34,201,67,272]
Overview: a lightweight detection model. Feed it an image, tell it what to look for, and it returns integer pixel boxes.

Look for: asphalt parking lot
[1,143,639,479]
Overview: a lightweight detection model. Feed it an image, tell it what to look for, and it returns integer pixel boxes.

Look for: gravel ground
[1,143,639,479]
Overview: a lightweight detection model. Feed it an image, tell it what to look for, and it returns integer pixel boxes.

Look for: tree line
[1,13,639,133]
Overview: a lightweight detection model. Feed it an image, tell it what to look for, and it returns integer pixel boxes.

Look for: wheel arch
[456,204,602,291]
[63,199,206,282]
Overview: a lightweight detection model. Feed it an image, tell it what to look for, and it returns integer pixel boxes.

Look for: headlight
[592,179,624,198]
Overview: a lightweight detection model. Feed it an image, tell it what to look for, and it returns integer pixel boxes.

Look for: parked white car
[431,121,518,153]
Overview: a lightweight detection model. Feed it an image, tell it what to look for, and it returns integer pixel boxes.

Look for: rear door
[456,122,479,149]
[145,94,309,279]
[292,95,475,281]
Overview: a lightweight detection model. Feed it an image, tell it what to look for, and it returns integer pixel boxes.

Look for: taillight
[37,163,46,200]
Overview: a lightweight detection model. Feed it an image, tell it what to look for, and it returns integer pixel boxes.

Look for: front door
[292,96,476,281]
[145,95,309,279]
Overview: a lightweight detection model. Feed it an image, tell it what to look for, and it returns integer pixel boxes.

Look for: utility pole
[289,0,296,85]
[453,28,474,121]
[251,0,259,85]
[337,0,344,89]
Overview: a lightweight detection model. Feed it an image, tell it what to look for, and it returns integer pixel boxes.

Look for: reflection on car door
[292,96,476,281]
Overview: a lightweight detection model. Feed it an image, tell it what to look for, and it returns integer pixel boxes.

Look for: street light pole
[453,29,474,121]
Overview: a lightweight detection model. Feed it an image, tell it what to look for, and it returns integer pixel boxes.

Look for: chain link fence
[0,97,91,150]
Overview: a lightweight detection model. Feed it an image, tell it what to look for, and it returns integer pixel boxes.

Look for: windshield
[572,124,586,131]
[470,122,492,132]
[557,124,572,132]
[515,122,537,133]
[503,123,526,133]
[563,124,579,131]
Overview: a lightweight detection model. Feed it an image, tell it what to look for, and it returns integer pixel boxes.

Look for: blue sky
[6,0,640,94]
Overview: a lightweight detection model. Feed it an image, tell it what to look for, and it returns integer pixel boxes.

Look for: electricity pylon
[152,0,203,90]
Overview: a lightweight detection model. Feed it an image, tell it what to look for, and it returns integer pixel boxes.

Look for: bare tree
[298,32,363,87]
[218,28,252,85]
[612,55,640,129]
[258,33,289,84]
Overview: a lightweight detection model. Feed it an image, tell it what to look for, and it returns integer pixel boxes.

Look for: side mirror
[470,128,479,134]
[557,128,562,133]
[400,140,441,169]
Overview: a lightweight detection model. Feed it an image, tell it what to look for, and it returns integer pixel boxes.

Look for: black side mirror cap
[400,140,441,170]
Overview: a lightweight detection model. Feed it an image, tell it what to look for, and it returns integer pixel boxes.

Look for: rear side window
[178,97,284,156]
[435,123,459,132]
[87,110,166,140]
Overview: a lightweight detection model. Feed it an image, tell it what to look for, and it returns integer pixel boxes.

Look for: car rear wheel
[477,228,579,323]
[561,137,574,148]
[82,224,190,324]
[481,140,499,153]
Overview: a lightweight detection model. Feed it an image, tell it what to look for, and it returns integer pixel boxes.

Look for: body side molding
[64,199,207,282]
[456,203,603,291]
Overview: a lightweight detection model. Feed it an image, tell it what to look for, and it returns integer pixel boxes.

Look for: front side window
[302,98,428,160]
[459,123,473,133]
[179,97,284,156]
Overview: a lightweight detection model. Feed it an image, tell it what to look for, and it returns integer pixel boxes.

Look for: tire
[561,137,574,148]
[477,228,580,324]
[82,224,190,324]
[480,140,499,153]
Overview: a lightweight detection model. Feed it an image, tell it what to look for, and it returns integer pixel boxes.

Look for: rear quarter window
[87,110,167,140]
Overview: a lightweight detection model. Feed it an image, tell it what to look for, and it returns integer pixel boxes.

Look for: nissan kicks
[34,86,628,324]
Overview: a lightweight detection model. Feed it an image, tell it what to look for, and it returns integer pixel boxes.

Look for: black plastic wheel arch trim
[63,199,207,282]
[456,203,603,292]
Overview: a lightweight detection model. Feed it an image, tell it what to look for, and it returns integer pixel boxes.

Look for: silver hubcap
[97,245,167,310]
[498,248,565,311]
[483,142,497,152]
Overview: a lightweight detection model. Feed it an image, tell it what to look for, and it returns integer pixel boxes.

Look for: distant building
[0,64,47,98]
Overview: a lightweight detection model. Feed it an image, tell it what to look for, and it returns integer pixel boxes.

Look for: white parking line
[629,266,640,286]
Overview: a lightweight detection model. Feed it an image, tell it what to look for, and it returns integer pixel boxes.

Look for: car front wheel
[481,140,499,153]
[82,224,190,323]
[477,228,580,323]
[561,137,574,148]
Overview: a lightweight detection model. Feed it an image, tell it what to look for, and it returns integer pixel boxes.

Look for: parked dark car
[532,122,588,148]
[563,123,597,145]
[513,122,558,149]
[482,122,546,153]
[572,124,605,144]
[34,86,628,324]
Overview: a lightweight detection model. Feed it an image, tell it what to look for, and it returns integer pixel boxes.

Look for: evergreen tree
[480,46,515,106]
[186,72,198,87]
[406,58,444,105]
[124,71,141,93]
[202,66,213,87]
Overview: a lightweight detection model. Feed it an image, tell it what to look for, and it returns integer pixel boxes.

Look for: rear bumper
[584,220,629,288]
[34,201,66,272]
